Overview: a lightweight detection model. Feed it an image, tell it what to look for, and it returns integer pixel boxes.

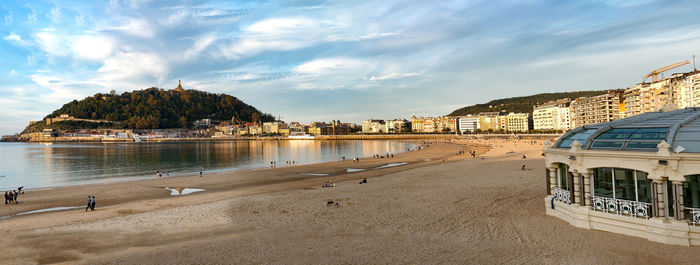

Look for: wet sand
[2,139,700,264]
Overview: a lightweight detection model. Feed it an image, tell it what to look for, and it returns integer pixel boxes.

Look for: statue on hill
[175,80,185,92]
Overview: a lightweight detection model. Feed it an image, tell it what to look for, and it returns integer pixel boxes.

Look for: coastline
[3,138,700,264]
[0,139,478,220]
[12,133,562,143]
[1,139,420,191]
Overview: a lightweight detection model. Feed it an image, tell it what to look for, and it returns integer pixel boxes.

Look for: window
[590,127,668,150]
[593,167,650,203]
[593,168,613,198]
[684,175,700,210]
[558,129,597,148]
[559,164,569,190]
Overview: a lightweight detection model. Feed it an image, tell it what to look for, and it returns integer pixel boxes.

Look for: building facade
[456,115,479,133]
[533,99,571,131]
[570,92,623,128]
[544,108,700,246]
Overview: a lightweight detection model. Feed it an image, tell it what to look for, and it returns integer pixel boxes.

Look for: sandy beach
[2,138,700,264]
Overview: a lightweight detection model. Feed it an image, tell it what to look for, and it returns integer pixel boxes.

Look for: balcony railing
[553,187,571,204]
[687,207,700,226]
[592,196,650,219]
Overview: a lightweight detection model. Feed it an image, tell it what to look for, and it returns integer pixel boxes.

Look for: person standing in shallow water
[91,196,96,211]
[200,168,203,177]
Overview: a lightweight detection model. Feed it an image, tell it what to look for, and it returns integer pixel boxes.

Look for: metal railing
[592,196,650,219]
[687,207,700,226]
[553,187,571,204]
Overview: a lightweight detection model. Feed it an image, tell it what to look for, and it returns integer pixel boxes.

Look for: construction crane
[645,60,690,82]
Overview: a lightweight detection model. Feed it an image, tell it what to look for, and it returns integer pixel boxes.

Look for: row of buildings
[532,70,700,132]
[360,113,533,135]
[212,120,358,137]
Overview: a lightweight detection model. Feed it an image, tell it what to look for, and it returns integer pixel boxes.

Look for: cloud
[97,52,168,84]
[368,72,422,81]
[4,32,21,41]
[4,32,32,48]
[4,13,12,24]
[110,18,156,38]
[294,57,369,74]
[220,17,332,59]
[34,29,72,57]
[72,36,114,61]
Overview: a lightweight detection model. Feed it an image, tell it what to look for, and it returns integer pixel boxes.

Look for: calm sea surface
[0,140,416,190]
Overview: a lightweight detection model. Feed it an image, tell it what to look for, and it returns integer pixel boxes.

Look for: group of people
[4,189,21,204]
[373,153,394,159]
[86,195,96,211]
[352,157,361,163]
[156,170,170,178]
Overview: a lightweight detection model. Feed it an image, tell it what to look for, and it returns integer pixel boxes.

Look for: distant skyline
[1,0,700,135]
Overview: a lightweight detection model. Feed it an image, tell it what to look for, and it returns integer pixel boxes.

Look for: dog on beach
[327,201,339,207]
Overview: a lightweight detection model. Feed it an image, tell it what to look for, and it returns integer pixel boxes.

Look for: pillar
[546,168,551,195]
[549,166,558,195]
[573,172,581,206]
[653,179,665,218]
[569,172,576,204]
[582,172,592,206]
[673,181,684,220]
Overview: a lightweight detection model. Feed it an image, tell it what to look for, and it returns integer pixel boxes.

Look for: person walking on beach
[86,196,92,211]
[91,196,96,211]
[13,190,18,203]
[4,191,8,204]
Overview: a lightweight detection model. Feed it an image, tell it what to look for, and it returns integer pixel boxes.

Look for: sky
[1,0,700,135]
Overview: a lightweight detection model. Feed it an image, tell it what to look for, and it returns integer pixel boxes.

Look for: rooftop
[554,107,700,153]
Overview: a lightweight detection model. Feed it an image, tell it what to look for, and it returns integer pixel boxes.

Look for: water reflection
[0,140,415,190]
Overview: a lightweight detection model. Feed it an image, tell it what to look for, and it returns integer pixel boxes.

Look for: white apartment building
[456,115,479,133]
[361,120,385,133]
[533,99,571,131]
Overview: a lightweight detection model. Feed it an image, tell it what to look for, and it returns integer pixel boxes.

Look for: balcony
[591,196,650,219]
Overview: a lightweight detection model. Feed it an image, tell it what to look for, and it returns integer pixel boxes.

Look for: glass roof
[552,108,700,153]
[590,127,668,150]
[557,129,596,148]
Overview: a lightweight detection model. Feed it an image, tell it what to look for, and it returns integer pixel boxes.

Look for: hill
[448,90,619,116]
[23,87,274,133]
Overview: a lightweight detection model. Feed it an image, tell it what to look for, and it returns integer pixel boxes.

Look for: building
[622,83,646,118]
[386,119,411,133]
[456,115,479,133]
[193,119,212,128]
[502,112,530,132]
[569,92,623,127]
[422,118,437,133]
[544,107,700,246]
[436,116,457,133]
[362,120,385,133]
[478,112,501,132]
[262,121,288,134]
[411,116,424,132]
[533,99,571,131]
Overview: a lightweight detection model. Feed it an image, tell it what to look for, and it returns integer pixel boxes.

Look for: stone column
[653,179,665,218]
[568,172,576,204]
[673,181,684,220]
[582,172,592,207]
[546,168,551,195]
[549,166,558,194]
[573,172,581,206]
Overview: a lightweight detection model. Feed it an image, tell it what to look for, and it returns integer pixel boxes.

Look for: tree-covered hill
[24,87,274,132]
[448,90,621,116]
